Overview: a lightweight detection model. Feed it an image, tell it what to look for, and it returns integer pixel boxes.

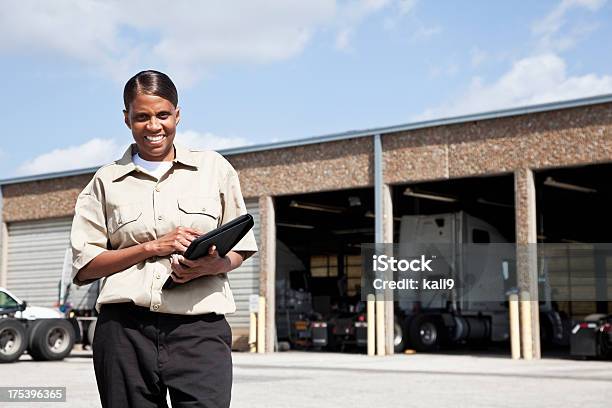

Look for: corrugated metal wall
[226,199,261,328]
[7,218,72,307]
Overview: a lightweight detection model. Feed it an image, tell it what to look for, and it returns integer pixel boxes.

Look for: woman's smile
[144,135,166,145]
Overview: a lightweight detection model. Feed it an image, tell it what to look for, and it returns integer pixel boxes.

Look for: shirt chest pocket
[177,196,221,232]
[107,203,144,244]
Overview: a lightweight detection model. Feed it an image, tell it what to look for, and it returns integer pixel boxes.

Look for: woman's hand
[169,245,231,283]
[146,227,203,257]
[76,226,200,283]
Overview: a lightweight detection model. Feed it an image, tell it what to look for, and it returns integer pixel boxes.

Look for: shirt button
[152,304,160,311]
[155,273,161,279]
[155,186,160,192]
[157,215,163,221]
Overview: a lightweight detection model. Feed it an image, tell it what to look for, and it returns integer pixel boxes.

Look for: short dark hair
[123,70,178,111]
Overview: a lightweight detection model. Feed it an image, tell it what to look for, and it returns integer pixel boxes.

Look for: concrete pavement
[1,349,610,407]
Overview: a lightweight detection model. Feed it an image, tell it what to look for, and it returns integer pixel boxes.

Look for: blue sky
[0,0,611,179]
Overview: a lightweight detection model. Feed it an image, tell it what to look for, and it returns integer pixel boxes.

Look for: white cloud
[383,0,440,42]
[16,138,127,176]
[1,1,423,79]
[470,47,488,68]
[398,0,418,15]
[335,28,352,50]
[533,0,606,51]
[0,0,337,86]
[414,53,612,121]
[383,0,416,30]
[175,130,251,151]
[409,24,442,41]
[334,0,392,51]
[16,130,251,176]
[428,62,459,79]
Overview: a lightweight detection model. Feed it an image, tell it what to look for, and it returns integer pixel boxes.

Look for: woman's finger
[171,272,191,283]
[172,269,196,283]
[171,258,186,275]
[178,236,192,248]
[173,240,188,253]
[177,256,197,268]
[183,227,203,237]
[181,231,198,242]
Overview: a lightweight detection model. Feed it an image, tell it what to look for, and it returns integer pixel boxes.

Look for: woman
[70,70,257,408]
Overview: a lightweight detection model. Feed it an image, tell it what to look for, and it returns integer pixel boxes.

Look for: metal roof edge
[0,166,102,186]
[218,93,612,155]
[2,93,611,186]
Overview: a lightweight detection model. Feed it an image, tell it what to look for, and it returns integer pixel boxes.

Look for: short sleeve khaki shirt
[70,143,258,315]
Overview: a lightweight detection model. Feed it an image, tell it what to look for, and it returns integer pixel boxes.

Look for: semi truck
[0,249,99,363]
[0,287,76,363]
[394,211,568,352]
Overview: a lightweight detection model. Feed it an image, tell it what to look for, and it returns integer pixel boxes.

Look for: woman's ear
[175,106,181,126]
[123,109,131,129]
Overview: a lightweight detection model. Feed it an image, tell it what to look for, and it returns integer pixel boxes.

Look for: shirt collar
[173,143,200,168]
[112,143,198,181]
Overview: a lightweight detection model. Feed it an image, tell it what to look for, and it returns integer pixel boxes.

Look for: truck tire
[28,319,75,361]
[394,318,405,353]
[26,320,44,347]
[0,320,27,363]
[408,315,440,352]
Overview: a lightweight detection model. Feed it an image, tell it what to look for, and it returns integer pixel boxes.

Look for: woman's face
[123,93,180,161]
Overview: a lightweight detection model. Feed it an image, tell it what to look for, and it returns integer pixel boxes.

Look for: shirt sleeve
[70,177,109,286]
[220,165,258,259]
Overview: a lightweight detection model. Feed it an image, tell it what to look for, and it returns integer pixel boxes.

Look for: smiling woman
[123,72,180,161]
[70,70,258,408]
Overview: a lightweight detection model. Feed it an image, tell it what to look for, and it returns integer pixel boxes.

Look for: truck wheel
[408,315,440,352]
[28,319,75,361]
[394,319,405,353]
[0,320,27,363]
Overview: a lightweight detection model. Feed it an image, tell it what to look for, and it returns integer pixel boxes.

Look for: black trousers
[92,302,233,408]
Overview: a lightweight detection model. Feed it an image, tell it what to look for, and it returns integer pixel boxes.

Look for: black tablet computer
[163,213,254,289]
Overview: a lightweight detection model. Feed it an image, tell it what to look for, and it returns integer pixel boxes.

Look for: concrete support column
[367,294,375,356]
[258,195,276,353]
[0,222,8,288]
[514,168,541,359]
[383,184,395,355]
[373,134,386,356]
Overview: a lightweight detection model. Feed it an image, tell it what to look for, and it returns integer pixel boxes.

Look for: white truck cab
[0,288,64,320]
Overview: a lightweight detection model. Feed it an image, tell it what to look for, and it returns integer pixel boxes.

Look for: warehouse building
[1,94,611,358]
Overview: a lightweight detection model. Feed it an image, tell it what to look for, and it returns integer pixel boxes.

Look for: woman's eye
[158,113,170,119]
[136,115,148,121]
